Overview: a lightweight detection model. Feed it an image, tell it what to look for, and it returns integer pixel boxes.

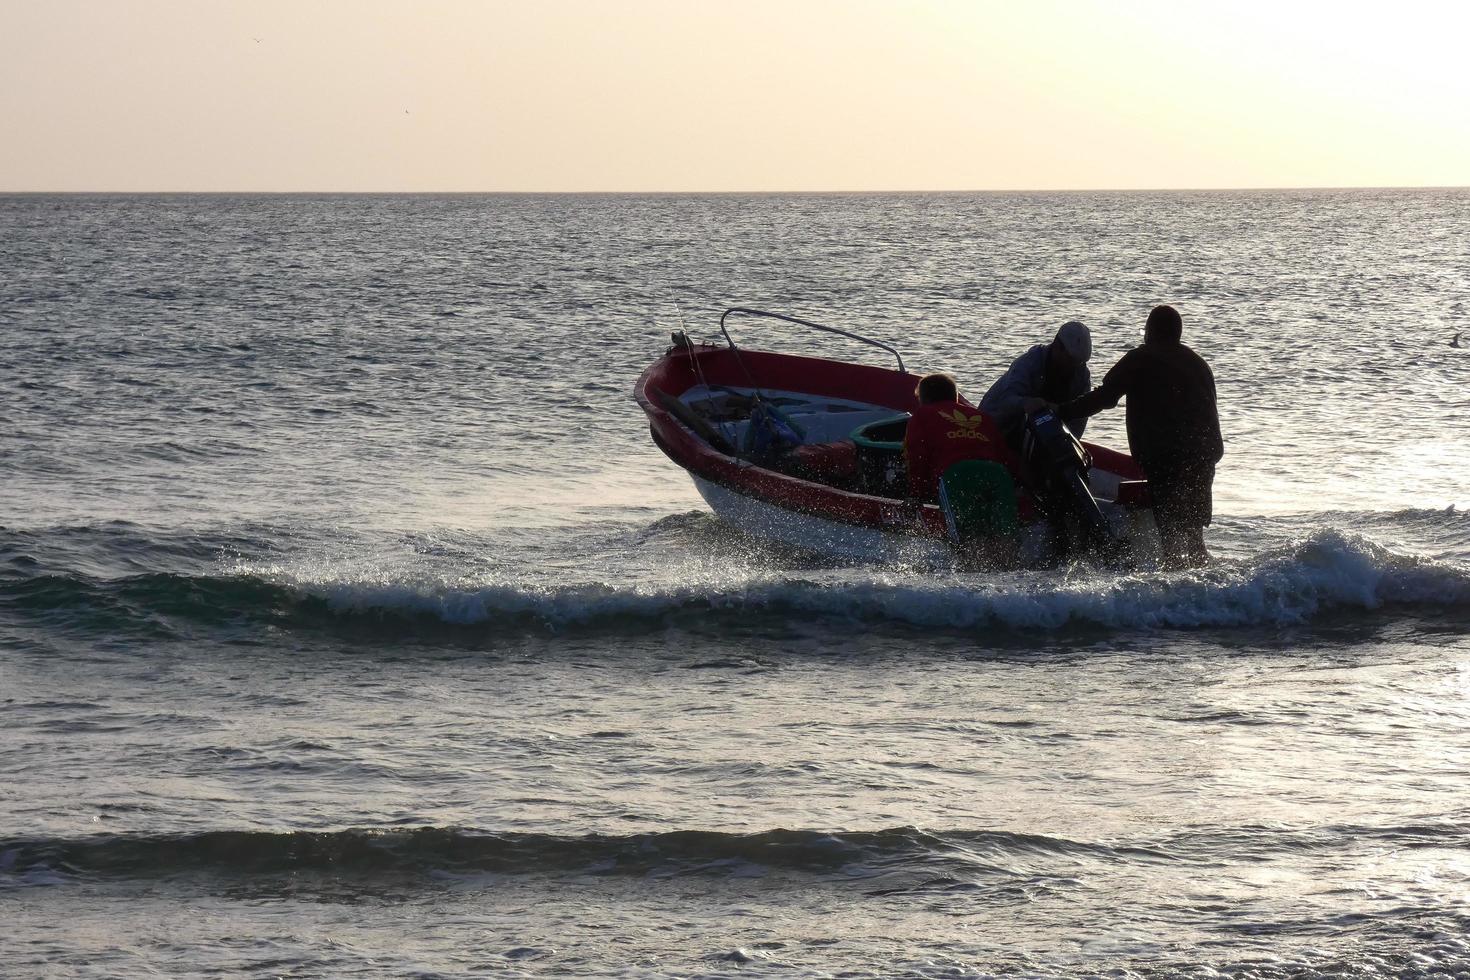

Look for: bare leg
[1183,527,1210,567]
[1149,463,1215,571]
[1160,524,1209,570]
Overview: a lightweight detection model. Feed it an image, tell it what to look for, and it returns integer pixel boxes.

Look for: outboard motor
[1022,410,1121,560]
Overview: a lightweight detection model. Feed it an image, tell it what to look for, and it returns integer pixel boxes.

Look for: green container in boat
[850,414,910,451]
[851,414,910,495]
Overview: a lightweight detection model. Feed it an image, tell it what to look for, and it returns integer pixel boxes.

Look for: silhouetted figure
[980,320,1093,448]
[1058,305,1223,569]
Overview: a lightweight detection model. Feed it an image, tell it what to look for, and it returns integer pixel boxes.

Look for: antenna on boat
[664,296,743,455]
[670,300,691,336]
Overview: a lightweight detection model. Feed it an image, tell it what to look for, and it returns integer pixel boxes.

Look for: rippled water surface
[3,191,1470,978]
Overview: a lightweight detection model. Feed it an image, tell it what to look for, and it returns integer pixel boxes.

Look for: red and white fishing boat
[634,308,1157,564]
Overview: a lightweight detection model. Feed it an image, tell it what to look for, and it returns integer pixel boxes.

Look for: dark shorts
[1149,462,1215,531]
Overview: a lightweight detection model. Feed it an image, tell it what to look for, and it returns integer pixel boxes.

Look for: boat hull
[692,476,952,563]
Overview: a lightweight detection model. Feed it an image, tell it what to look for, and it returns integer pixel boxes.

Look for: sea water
[3,190,1469,978]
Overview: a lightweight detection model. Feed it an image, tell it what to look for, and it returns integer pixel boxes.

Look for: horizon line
[2,183,1467,196]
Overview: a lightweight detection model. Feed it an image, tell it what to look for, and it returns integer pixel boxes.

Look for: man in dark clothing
[1057,305,1223,569]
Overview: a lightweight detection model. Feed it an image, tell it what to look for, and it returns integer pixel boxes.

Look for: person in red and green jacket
[902,373,1031,565]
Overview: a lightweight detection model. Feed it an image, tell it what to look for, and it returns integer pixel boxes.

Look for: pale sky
[2,0,1467,191]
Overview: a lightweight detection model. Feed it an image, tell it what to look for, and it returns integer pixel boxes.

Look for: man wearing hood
[980,320,1094,448]
[1057,304,1223,569]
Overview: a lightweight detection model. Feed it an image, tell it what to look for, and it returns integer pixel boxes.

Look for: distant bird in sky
[252,37,262,43]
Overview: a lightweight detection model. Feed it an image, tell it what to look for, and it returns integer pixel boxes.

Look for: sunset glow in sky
[2,0,1467,191]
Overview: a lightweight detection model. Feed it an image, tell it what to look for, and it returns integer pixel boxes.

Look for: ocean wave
[7,816,1466,888]
[0,825,1135,886]
[3,530,1468,636]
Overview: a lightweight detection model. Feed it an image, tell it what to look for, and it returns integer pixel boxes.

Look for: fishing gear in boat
[653,388,736,456]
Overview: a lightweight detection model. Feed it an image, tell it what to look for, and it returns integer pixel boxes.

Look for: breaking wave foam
[5,530,1468,636]
[250,529,1470,630]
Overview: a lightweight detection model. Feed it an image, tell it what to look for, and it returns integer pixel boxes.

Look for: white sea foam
[245,530,1470,632]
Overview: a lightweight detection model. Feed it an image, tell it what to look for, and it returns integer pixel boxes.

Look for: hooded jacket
[979,344,1091,441]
